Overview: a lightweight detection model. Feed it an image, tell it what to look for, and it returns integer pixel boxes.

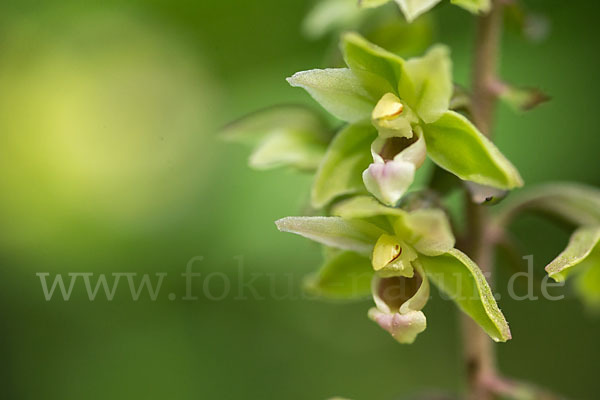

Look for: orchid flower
[288,33,522,207]
[276,196,511,343]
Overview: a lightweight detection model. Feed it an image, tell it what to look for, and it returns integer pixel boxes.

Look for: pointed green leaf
[287,68,376,123]
[393,0,441,23]
[332,196,455,256]
[545,226,600,282]
[420,249,512,342]
[312,122,377,208]
[304,251,374,299]
[498,183,600,227]
[404,45,452,123]
[451,0,491,14]
[422,110,523,190]
[341,32,414,102]
[275,216,384,254]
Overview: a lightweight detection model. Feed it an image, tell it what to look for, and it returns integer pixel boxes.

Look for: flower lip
[377,275,423,312]
[378,135,419,162]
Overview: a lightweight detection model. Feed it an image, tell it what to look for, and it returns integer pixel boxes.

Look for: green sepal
[302,0,366,40]
[420,249,512,342]
[422,110,524,190]
[221,105,331,171]
[499,84,550,113]
[249,129,330,170]
[304,250,374,299]
[311,122,377,208]
[341,32,414,102]
[575,256,600,309]
[394,0,442,23]
[275,216,384,255]
[404,44,452,123]
[332,196,455,256]
[451,0,491,14]
[545,226,600,282]
[287,68,376,123]
[498,182,600,227]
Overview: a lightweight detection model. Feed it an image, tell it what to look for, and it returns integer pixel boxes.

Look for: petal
[465,181,508,205]
[221,105,331,171]
[575,256,600,309]
[341,32,414,102]
[392,208,455,256]
[368,261,430,344]
[304,250,374,299]
[287,68,377,122]
[404,44,452,123]
[372,261,430,312]
[451,0,491,14]
[370,128,426,166]
[422,110,523,190]
[545,226,600,282]
[371,93,418,138]
[393,0,442,23]
[363,160,416,206]
[249,129,329,171]
[498,182,600,227]
[419,249,511,342]
[371,234,418,277]
[368,308,426,344]
[331,196,455,256]
[275,216,384,255]
[312,121,377,208]
[363,129,427,206]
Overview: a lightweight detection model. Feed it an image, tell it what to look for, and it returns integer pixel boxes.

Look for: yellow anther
[372,93,404,121]
[372,234,403,271]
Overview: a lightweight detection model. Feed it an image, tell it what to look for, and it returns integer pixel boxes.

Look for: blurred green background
[0,0,599,399]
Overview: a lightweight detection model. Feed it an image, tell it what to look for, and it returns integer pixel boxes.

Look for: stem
[462,2,504,399]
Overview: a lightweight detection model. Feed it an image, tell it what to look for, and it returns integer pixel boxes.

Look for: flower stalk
[462,1,504,399]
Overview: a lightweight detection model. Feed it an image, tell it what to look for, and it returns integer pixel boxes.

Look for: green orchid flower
[288,33,522,208]
[499,183,600,308]
[360,0,491,23]
[276,196,511,343]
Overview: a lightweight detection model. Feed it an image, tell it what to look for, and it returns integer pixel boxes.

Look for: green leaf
[422,110,523,190]
[287,68,376,123]
[394,0,442,23]
[451,0,491,14]
[304,251,374,299]
[275,216,384,254]
[498,182,600,227]
[545,226,600,282]
[420,249,512,342]
[332,196,455,256]
[312,122,377,208]
[341,32,413,102]
[404,44,452,123]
